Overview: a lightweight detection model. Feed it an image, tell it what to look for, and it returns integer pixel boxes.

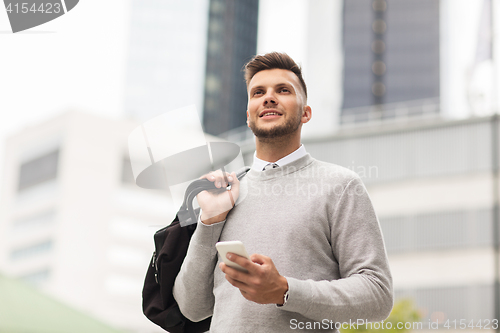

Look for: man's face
[246,69,309,139]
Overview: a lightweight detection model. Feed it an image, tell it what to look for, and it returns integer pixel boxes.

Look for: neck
[255,133,301,162]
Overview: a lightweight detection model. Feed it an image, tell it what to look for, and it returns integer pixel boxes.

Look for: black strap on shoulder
[177,166,250,226]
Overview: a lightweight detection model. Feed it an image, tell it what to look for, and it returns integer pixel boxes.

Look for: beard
[248,110,302,139]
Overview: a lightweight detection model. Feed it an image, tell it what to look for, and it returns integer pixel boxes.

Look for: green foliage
[340,299,422,333]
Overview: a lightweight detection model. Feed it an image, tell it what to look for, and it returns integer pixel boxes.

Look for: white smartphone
[215,241,250,273]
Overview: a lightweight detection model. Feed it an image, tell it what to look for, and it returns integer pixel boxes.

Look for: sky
[0,0,132,190]
[0,0,131,127]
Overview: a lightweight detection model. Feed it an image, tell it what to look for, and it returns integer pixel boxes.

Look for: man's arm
[173,219,224,322]
[220,176,393,323]
[172,170,239,322]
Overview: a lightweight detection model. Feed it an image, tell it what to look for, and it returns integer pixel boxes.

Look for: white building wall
[256,0,343,139]
[368,172,495,293]
[440,0,485,119]
[124,0,210,121]
[0,111,176,333]
[302,0,343,138]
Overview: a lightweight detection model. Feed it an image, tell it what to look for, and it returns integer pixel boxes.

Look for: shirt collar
[251,144,307,172]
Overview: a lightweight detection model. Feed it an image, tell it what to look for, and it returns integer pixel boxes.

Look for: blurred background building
[0,112,174,332]
[124,0,259,136]
[123,0,210,122]
[341,0,495,125]
[202,0,259,136]
[1,0,500,332]
[342,0,440,122]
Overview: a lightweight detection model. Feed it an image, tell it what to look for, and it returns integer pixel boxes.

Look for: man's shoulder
[307,157,361,184]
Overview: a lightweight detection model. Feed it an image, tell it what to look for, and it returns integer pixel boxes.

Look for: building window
[19,268,51,284]
[342,0,440,119]
[18,150,59,191]
[380,208,492,253]
[12,210,55,233]
[10,240,53,260]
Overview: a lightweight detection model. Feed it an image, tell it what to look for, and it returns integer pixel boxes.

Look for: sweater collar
[251,144,307,172]
[247,153,314,181]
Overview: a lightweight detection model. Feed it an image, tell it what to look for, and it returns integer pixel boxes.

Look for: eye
[253,90,263,96]
[280,88,290,93]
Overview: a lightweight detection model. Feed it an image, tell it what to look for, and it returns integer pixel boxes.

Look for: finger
[229,172,238,186]
[240,289,253,301]
[227,253,256,273]
[225,275,249,291]
[221,169,230,187]
[199,170,235,185]
[201,171,224,185]
[228,172,240,196]
[227,188,235,207]
[212,171,224,188]
[220,262,249,283]
[210,171,233,188]
[221,171,235,188]
[199,172,216,181]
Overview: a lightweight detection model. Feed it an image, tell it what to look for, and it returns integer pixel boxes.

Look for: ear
[246,110,250,127]
[301,105,312,124]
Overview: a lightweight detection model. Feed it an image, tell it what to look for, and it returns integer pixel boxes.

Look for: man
[173,52,393,332]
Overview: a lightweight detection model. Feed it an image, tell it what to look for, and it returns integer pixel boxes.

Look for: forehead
[248,68,302,91]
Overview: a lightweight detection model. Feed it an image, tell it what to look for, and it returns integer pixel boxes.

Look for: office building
[0,111,175,333]
[123,0,259,137]
[342,0,440,120]
[202,0,259,136]
[341,0,497,124]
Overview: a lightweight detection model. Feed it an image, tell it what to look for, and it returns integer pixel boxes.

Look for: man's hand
[197,170,240,225]
[219,253,288,305]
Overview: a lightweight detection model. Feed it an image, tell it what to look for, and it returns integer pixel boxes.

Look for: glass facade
[10,240,53,260]
[18,150,59,191]
[202,0,259,136]
[342,0,440,121]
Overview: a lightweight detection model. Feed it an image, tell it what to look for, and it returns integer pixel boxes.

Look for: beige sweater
[173,154,393,332]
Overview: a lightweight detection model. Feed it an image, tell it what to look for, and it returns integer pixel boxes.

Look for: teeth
[264,112,280,116]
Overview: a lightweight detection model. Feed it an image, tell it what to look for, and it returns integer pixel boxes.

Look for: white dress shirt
[251,144,307,172]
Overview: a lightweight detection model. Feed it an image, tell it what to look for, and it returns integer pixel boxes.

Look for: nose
[263,90,278,106]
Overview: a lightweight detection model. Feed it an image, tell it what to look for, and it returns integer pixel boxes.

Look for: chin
[250,126,293,139]
[249,116,301,139]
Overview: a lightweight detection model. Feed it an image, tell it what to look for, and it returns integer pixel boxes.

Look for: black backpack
[142,167,250,332]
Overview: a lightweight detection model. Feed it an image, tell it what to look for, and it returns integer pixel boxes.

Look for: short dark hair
[244,52,307,98]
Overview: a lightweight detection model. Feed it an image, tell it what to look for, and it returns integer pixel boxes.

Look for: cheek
[283,99,300,112]
[248,101,259,116]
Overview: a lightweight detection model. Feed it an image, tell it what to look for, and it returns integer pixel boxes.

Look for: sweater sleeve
[172,218,225,322]
[278,176,394,323]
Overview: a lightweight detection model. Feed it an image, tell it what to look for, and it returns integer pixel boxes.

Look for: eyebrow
[250,83,295,94]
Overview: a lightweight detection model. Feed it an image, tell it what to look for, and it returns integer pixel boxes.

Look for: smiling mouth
[260,111,283,118]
